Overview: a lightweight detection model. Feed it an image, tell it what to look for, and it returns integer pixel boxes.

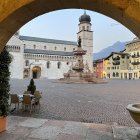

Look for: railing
[131,54,139,58]
[112,56,120,61]
[112,61,120,65]
[131,62,140,65]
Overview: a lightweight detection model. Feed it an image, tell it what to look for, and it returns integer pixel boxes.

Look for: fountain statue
[62,37,105,84]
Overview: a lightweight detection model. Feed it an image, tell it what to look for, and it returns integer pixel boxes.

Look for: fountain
[127,104,140,124]
[62,37,105,84]
[126,104,140,138]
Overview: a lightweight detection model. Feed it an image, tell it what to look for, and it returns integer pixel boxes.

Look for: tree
[0,47,11,116]
[27,78,36,95]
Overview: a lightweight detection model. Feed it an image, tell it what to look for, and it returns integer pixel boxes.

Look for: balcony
[112,56,120,61]
[131,61,140,65]
[112,61,120,65]
[131,54,139,58]
[121,55,125,59]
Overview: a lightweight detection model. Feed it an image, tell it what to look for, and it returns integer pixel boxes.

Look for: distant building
[124,37,140,79]
[7,12,93,79]
[93,59,104,78]
[93,38,140,79]
[105,52,129,79]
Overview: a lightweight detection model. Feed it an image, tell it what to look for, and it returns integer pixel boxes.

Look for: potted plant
[27,78,36,95]
[0,47,11,132]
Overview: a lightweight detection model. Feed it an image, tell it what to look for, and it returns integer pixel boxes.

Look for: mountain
[93,41,128,60]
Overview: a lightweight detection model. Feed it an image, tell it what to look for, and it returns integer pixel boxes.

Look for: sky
[20,9,136,53]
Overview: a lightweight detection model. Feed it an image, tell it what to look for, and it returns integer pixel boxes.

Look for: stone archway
[32,66,41,79]
[0,0,140,52]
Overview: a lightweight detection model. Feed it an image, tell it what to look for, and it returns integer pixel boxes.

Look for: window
[87,26,89,31]
[46,61,50,69]
[66,62,69,65]
[25,60,29,66]
[54,46,57,50]
[24,44,26,49]
[44,46,46,49]
[57,62,61,69]
[34,45,36,49]
[64,47,66,51]
[82,26,85,30]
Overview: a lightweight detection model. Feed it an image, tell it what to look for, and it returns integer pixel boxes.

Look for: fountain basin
[127,104,140,124]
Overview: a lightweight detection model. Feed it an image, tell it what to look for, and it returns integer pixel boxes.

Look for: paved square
[9,79,140,126]
[18,118,47,128]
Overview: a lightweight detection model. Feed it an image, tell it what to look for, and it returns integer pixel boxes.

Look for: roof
[126,37,140,46]
[93,59,103,63]
[105,52,129,60]
[79,11,91,23]
[24,49,74,56]
[19,36,77,46]
[120,49,126,53]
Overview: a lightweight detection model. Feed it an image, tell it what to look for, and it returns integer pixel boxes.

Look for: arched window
[25,60,29,66]
[57,62,61,69]
[54,46,57,50]
[44,46,46,49]
[24,44,26,49]
[64,47,66,51]
[82,26,85,30]
[34,45,36,49]
[47,61,50,69]
[66,62,69,65]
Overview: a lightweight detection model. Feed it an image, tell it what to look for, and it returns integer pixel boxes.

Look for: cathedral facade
[7,12,93,79]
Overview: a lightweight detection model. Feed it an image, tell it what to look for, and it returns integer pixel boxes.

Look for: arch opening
[32,66,41,79]
[0,0,140,52]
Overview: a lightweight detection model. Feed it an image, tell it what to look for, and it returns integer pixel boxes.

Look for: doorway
[32,66,41,79]
[129,73,132,80]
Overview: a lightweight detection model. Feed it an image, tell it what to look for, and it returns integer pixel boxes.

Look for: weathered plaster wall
[0,0,140,53]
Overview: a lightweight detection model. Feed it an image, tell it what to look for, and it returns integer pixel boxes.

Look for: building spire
[84,10,86,15]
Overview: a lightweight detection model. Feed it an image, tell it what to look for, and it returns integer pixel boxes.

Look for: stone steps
[0,116,139,140]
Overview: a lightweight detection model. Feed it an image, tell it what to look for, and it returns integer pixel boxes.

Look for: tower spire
[84,10,86,15]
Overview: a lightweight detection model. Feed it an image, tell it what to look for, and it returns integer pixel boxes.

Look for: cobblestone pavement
[9,79,140,127]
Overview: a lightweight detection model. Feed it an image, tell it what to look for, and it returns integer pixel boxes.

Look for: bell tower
[77,11,93,72]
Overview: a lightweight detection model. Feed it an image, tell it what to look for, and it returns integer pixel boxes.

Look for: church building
[6,12,93,79]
